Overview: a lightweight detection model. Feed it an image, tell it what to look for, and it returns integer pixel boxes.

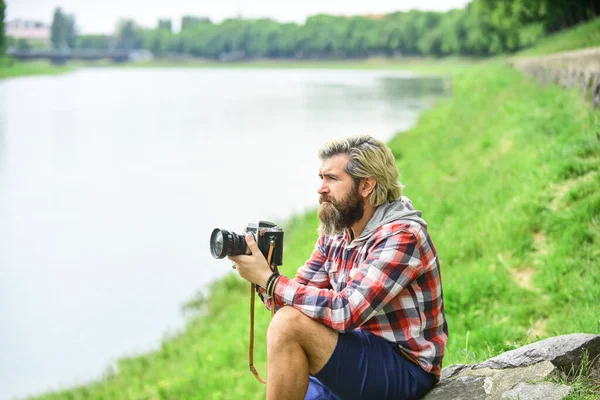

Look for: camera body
[246,221,284,266]
[210,220,284,267]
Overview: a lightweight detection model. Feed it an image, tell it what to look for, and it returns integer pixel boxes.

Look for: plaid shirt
[263,219,448,379]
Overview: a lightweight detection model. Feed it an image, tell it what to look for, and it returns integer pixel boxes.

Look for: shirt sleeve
[259,236,330,311]
[272,229,423,332]
[293,236,331,288]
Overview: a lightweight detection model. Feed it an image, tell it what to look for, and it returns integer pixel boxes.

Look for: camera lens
[211,230,224,257]
[210,228,249,259]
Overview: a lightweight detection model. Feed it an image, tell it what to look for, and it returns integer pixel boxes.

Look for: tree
[65,14,77,48]
[115,2,598,60]
[0,0,5,55]
[541,0,596,32]
[181,16,211,32]
[50,7,77,50]
[115,19,143,50]
[158,19,172,32]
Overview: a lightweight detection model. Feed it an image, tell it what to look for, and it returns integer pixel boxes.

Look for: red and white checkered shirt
[264,218,448,379]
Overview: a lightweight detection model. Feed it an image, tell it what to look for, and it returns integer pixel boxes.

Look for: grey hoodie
[346,196,428,248]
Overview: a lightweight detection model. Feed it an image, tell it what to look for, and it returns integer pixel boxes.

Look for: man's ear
[360,177,376,198]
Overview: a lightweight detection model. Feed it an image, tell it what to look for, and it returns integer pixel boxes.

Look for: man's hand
[228,233,273,288]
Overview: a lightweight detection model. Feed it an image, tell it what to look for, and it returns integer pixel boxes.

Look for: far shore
[0,56,480,80]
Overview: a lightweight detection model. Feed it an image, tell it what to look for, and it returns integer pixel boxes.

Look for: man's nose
[317,182,328,195]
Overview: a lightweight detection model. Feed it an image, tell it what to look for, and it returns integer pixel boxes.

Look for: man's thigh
[309,330,435,400]
[269,306,339,374]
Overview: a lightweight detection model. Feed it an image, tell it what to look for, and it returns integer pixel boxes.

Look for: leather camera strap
[249,240,277,384]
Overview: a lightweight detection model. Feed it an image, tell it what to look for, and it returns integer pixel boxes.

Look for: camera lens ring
[209,228,250,259]
[210,228,226,258]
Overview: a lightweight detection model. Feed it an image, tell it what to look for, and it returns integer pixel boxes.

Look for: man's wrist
[265,272,281,297]
[258,270,274,289]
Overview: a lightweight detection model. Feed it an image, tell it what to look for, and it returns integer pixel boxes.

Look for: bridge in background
[6,49,138,64]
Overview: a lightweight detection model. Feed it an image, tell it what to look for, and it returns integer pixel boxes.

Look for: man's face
[317,154,364,236]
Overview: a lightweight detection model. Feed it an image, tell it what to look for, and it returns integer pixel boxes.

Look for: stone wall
[511,47,600,106]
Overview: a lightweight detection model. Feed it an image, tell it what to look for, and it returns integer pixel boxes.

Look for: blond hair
[318,135,403,207]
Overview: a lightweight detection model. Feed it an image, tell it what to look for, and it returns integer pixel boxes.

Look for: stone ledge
[501,382,571,400]
[510,46,600,106]
[423,333,600,400]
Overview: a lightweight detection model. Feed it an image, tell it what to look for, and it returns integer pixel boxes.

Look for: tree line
[3,0,598,59]
[1,0,5,56]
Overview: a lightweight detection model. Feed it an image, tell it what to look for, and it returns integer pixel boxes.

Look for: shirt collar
[343,228,375,249]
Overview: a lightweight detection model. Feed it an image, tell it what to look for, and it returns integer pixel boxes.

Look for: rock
[501,382,571,400]
[474,333,600,373]
[465,361,557,397]
[422,333,600,400]
[423,361,557,400]
[423,375,489,400]
[440,364,469,380]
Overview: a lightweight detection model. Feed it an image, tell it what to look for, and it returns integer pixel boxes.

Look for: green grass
[28,59,600,399]
[516,16,600,56]
[0,58,74,79]
[549,350,600,400]
[390,61,600,364]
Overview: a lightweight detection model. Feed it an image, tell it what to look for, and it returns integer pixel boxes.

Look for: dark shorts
[306,330,436,400]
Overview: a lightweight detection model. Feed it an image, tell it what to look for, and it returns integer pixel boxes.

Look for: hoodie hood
[351,196,427,245]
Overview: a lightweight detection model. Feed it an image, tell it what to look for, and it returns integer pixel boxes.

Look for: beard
[317,184,364,237]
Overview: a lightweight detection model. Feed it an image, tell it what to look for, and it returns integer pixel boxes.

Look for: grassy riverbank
[29,57,600,399]
[0,58,74,79]
[516,16,600,56]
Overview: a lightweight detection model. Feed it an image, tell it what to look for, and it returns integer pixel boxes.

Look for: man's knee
[267,306,338,373]
[267,307,335,347]
[267,306,305,347]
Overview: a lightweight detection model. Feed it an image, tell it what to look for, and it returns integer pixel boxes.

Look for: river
[0,66,447,399]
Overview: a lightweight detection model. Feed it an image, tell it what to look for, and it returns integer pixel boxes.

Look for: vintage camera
[210,221,284,266]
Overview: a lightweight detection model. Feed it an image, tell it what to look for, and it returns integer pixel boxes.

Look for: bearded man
[230,135,448,400]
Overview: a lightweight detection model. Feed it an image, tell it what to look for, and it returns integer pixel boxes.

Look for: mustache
[319,195,334,204]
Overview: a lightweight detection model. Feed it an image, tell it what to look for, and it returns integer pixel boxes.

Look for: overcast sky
[6,0,471,34]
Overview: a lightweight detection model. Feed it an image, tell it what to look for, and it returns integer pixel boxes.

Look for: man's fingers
[228,254,252,264]
[245,233,261,256]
